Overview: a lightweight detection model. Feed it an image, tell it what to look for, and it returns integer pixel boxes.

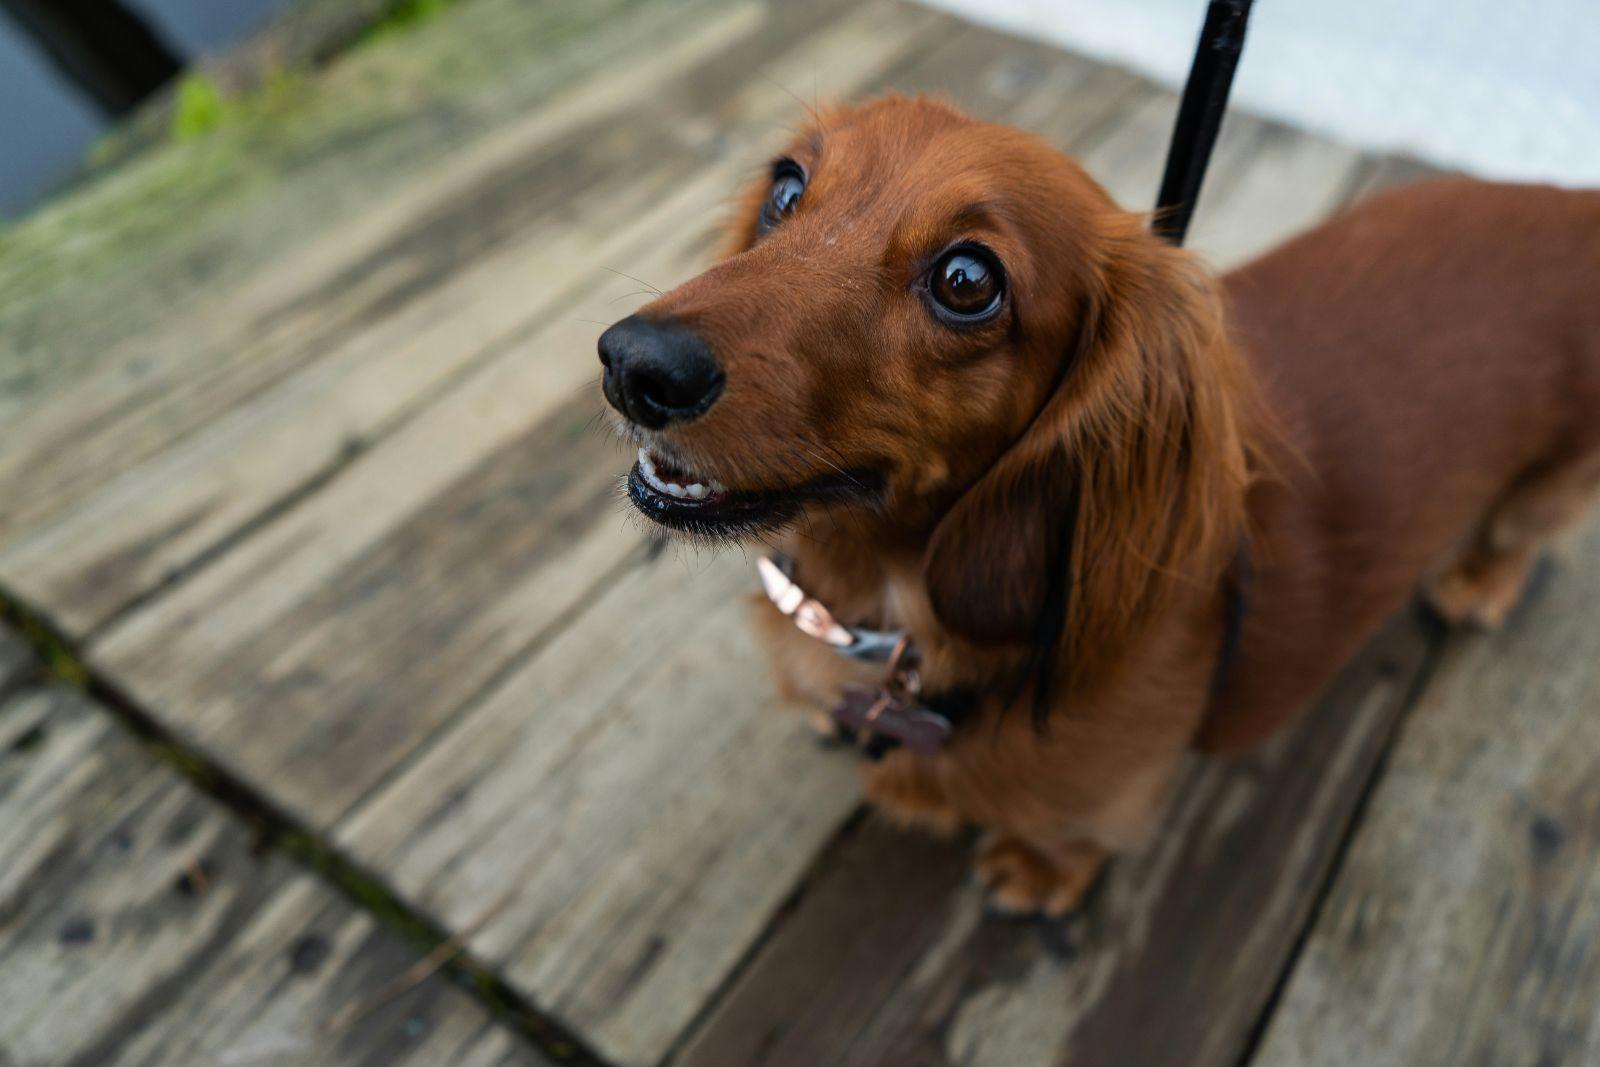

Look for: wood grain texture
[0,0,721,436]
[93,0,414,170]
[1186,120,1367,268]
[1253,515,1600,1067]
[672,612,1437,1067]
[91,0,956,831]
[0,0,734,402]
[0,683,548,1067]
[338,552,863,1067]
[1021,83,1365,273]
[0,0,817,632]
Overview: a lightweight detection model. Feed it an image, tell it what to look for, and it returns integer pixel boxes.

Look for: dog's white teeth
[636,448,716,501]
[656,480,707,500]
[637,452,672,494]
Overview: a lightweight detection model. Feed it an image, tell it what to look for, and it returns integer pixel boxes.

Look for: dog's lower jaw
[618,423,889,539]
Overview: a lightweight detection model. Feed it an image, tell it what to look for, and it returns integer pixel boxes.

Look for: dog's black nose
[598,316,724,429]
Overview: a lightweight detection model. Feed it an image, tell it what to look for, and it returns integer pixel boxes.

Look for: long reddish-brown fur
[612,97,1600,913]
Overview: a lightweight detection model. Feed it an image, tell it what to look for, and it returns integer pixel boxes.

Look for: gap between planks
[0,606,620,1067]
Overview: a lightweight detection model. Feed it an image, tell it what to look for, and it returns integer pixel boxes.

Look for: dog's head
[602,97,1253,672]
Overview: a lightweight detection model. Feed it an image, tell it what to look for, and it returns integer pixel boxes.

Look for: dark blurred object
[0,0,181,116]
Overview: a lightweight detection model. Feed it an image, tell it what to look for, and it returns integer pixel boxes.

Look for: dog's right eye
[759,162,806,232]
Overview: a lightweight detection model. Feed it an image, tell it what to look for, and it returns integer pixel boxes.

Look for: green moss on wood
[361,0,459,45]
[172,74,227,140]
[1,0,716,389]
[170,69,310,143]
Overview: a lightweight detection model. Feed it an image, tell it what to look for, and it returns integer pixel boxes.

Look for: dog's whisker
[757,70,822,129]
[598,266,663,295]
[606,289,659,306]
[803,443,884,542]
[800,442,871,494]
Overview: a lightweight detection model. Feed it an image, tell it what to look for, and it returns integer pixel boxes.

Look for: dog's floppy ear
[921,436,1079,647]
[923,215,1255,698]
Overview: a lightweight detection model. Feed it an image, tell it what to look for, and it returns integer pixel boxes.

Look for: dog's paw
[975,835,1107,918]
[1425,555,1534,630]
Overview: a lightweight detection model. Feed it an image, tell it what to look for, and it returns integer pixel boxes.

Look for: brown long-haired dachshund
[599,96,1600,914]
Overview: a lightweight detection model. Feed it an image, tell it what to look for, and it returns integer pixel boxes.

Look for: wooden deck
[2,1,1596,1064]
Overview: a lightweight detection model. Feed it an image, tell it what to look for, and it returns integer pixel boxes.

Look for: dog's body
[1207,180,1600,754]
[601,98,1600,913]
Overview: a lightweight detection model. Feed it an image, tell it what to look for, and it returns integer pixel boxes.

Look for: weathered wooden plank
[1063,82,1367,270]
[0,0,858,633]
[338,552,862,1067]
[670,611,1437,1067]
[0,0,730,462]
[0,627,32,694]
[1071,87,1182,211]
[0,683,549,1067]
[1186,120,1367,269]
[91,0,959,831]
[1252,514,1600,1067]
[0,0,743,397]
[1351,153,1441,199]
[91,0,412,171]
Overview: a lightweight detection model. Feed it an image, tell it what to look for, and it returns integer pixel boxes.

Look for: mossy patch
[0,0,697,388]
[170,69,310,143]
[361,0,459,46]
[172,74,228,141]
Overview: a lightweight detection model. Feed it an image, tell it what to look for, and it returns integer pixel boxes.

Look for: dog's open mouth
[626,447,879,537]
[627,448,785,536]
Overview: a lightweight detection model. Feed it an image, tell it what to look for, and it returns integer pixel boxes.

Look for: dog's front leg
[863,749,962,834]
[864,726,1189,916]
[937,682,1202,917]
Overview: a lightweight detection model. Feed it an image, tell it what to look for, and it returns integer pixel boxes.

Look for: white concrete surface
[917,0,1600,186]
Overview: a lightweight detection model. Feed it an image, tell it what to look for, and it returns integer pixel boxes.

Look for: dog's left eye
[759,162,805,232]
[927,245,1004,322]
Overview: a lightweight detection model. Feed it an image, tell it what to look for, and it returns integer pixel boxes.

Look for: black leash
[1153,0,1255,247]
[1155,0,1256,699]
